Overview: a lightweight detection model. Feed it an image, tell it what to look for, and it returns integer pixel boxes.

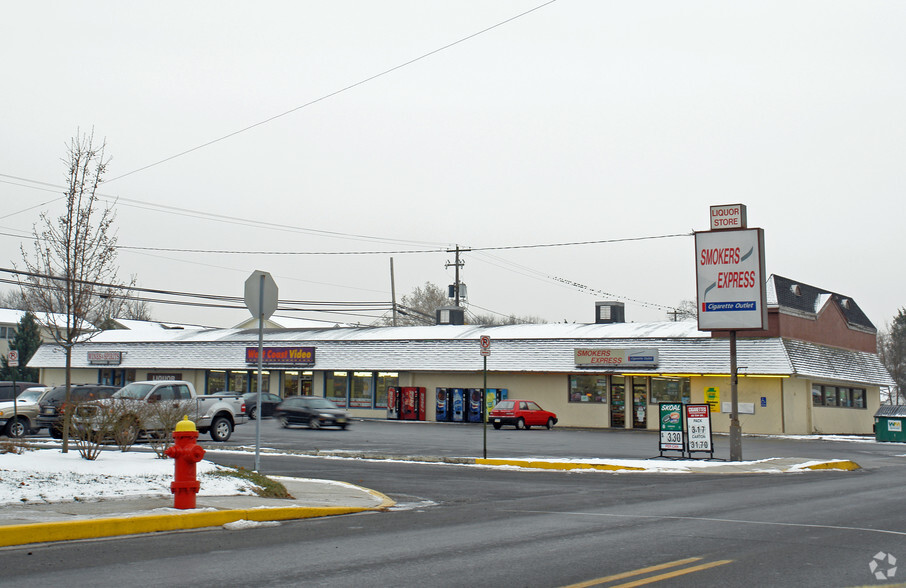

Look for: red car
[489,399,558,430]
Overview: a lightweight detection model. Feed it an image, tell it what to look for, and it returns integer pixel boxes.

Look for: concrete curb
[475,458,646,471]
[0,504,387,548]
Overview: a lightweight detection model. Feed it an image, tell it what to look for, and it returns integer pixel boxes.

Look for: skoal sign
[694,228,767,330]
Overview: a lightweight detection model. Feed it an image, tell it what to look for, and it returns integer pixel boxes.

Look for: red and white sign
[685,404,713,453]
[710,204,747,230]
[480,336,491,357]
[694,228,767,330]
[7,350,18,367]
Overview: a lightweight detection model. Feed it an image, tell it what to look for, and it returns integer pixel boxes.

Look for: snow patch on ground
[0,448,260,505]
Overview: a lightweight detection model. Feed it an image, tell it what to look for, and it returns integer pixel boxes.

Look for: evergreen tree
[0,312,42,382]
[879,309,906,404]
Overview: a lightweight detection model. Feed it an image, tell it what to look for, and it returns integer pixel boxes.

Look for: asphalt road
[4,419,905,587]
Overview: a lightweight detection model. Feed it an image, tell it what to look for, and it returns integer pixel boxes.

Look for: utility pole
[445,245,470,306]
[390,257,398,327]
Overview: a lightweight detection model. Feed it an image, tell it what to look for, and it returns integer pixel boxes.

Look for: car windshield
[17,388,46,403]
[114,383,154,399]
[307,398,338,409]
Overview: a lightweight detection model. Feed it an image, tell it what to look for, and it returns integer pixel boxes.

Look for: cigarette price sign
[685,404,713,456]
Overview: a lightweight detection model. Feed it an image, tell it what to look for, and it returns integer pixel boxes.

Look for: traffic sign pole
[244,270,278,473]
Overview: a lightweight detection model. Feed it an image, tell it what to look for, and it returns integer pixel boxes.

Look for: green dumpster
[874,406,906,442]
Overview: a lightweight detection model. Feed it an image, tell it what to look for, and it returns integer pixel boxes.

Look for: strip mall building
[29,275,893,435]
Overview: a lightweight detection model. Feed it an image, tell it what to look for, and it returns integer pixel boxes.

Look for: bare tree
[668,299,698,322]
[0,289,28,310]
[879,309,906,405]
[17,130,124,453]
[387,282,450,326]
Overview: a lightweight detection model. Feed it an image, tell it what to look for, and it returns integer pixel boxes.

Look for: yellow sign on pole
[705,386,720,413]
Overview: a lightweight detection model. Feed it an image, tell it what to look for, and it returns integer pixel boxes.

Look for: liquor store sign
[245,346,315,365]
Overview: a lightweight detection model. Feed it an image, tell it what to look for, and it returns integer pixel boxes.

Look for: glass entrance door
[610,376,625,428]
[632,377,648,429]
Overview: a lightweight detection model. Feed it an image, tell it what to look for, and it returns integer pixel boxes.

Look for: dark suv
[0,381,43,402]
[37,384,120,438]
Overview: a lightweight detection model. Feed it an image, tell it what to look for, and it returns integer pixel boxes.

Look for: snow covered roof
[27,321,894,387]
[0,308,97,332]
[766,275,875,331]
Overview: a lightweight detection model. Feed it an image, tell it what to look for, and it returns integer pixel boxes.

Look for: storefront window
[824,386,838,407]
[375,372,397,409]
[650,377,691,404]
[326,372,347,408]
[812,384,824,406]
[229,372,249,393]
[250,371,270,393]
[852,389,866,408]
[350,372,373,408]
[207,371,227,394]
[568,375,607,403]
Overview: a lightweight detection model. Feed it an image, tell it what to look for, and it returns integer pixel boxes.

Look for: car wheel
[50,425,63,439]
[339,423,348,430]
[546,418,555,430]
[210,416,233,442]
[309,417,321,430]
[279,416,290,429]
[5,417,27,438]
[492,422,502,430]
[515,418,525,430]
[247,406,257,420]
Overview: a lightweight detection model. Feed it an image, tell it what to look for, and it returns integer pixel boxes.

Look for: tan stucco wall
[688,376,785,434]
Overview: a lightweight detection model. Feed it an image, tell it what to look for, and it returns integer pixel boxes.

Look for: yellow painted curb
[475,458,645,472]
[802,460,861,471]
[0,506,371,548]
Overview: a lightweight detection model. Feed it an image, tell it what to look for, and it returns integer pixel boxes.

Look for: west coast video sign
[694,226,767,330]
[575,348,659,368]
[245,346,315,365]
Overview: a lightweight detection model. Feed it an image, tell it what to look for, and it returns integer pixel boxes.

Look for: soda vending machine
[484,388,508,415]
[451,388,465,422]
[435,388,450,422]
[400,387,426,421]
[386,386,400,420]
[467,388,484,423]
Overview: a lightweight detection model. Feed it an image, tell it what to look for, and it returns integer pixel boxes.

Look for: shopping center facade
[28,276,894,435]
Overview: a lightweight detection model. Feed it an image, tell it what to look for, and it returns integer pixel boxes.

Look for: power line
[104,0,561,183]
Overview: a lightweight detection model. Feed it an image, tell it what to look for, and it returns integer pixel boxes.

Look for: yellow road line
[611,559,734,587]
[561,557,703,588]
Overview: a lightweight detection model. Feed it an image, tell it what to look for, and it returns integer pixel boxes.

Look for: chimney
[595,301,625,324]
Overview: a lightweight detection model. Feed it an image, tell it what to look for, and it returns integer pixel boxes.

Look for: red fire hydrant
[164,416,206,509]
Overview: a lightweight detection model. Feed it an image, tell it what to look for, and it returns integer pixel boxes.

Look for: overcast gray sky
[3,1,904,329]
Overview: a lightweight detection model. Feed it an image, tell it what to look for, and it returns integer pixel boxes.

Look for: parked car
[274,396,350,429]
[488,399,558,430]
[36,384,121,439]
[214,391,282,420]
[0,381,43,402]
[0,387,51,437]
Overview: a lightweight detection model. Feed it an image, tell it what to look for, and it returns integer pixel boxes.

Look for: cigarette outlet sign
[694,227,767,331]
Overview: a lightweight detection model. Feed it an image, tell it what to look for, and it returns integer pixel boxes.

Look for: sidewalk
[0,476,394,548]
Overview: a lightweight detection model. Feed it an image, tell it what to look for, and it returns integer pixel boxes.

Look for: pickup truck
[79,380,247,442]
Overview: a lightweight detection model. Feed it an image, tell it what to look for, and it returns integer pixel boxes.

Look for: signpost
[695,204,766,461]
[244,270,278,472]
[7,351,18,421]
[480,336,490,459]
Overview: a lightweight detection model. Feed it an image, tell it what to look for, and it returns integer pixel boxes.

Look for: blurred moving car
[214,391,282,420]
[488,399,558,430]
[0,387,51,437]
[274,396,349,429]
[36,384,121,438]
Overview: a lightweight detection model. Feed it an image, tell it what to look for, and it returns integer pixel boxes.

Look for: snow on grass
[0,447,260,505]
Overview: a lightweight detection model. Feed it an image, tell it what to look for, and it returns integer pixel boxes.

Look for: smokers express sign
[694,227,767,331]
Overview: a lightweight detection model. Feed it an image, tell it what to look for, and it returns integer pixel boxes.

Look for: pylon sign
[694,221,767,331]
